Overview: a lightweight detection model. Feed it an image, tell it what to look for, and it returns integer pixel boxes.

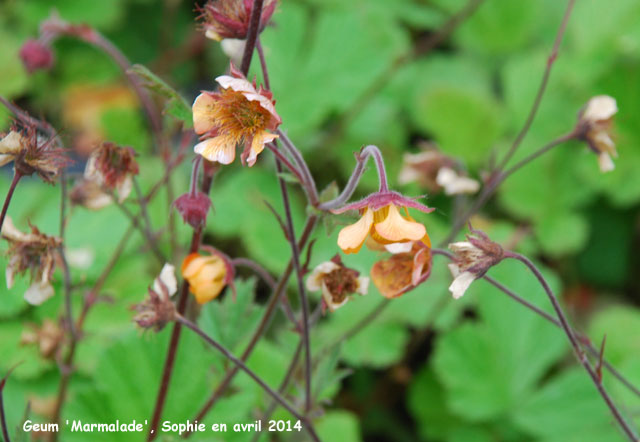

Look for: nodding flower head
[447,228,504,300]
[193,64,281,167]
[306,255,369,312]
[84,141,139,203]
[2,217,62,305]
[173,192,213,229]
[133,263,178,331]
[371,242,432,299]
[198,0,278,41]
[576,95,618,172]
[181,249,235,304]
[0,124,68,183]
[332,191,434,255]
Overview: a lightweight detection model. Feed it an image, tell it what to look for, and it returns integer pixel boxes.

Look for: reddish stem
[0,172,21,234]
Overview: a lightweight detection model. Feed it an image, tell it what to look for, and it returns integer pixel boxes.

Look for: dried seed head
[2,217,62,305]
[132,263,178,332]
[84,141,139,202]
[198,0,278,41]
[306,256,368,312]
[0,124,69,183]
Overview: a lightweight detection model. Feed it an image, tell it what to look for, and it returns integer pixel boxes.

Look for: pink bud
[173,192,212,229]
[19,39,55,73]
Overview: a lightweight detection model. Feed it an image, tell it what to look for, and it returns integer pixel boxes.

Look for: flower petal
[246,131,277,167]
[24,282,55,305]
[583,95,618,123]
[192,93,218,135]
[436,167,479,195]
[337,208,374,254]
[216,75,256,94]
[321,281,349,312]
[0,131,23,155]
[116,175,133,203]
[374,204,426,243]
[194,136,236,164]
[154,263,178,297]
[448,271,475,299]
[598,152,615,173]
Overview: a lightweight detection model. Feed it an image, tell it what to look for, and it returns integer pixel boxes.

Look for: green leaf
[534,211,589,257]
[408,367,458,440]
[432,259,567,421]
[316,410,362,442]
[512,368,626,441]
[128,64,193,127]
[198,278,263,353]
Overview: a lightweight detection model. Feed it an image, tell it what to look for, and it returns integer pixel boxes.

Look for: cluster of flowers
[2,0,621,322]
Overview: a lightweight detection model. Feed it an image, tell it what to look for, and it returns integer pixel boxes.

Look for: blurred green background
[0,0,639,441]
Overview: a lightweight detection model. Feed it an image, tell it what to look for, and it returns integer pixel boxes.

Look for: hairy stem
[148,167,214,441]
[184,216,317,436]
[506,252,638,441]
[175,314,320,441]
[240,0,265,75]
[0,172,21,233]
[0,372,11,442]
[496,0,576,172]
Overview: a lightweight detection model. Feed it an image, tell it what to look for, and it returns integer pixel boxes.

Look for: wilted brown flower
[69,178,113,210]
[193,64,281,166]
[84,141,139,202]
[371,242,432,299]
[20,319,64,359]
[199,0,278,41]
[306,256,368,312]
[447,229,504,299]
[576,95,618,172]
[2,217,62,305]
[0,124,68,183]
[132,263,178,332]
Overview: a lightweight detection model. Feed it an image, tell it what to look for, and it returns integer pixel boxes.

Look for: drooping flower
[198,0,278,41]
[84,141,139,202]
[0,125,68,183]
[181,252,234,304]
[69,178,113,210]
[333,191,434,254]
[576,95,618,172]
[447,229,504,299]
[2,217,61,305]
[435,167,480,196]
[371,242,432,299]
[306,256,368,312]
[193,64,281,166]
[132,263,178,331]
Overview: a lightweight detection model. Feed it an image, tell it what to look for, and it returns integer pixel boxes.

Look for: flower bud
[199,0,278,41]
[173,192,212,228]
[19,39,55,73]
[181,252,232,304]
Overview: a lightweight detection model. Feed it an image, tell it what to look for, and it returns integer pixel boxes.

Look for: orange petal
[192,93,217,135]
[246,131,278,167]
[337,209,374,254]
[194,136,236,164]
[371,253,414,299]
[374,205,425,243]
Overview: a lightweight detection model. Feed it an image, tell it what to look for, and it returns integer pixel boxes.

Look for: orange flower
[371,242,431,299]
[181,252,231,304]
[193,64,281,167]
[333,191,433,254]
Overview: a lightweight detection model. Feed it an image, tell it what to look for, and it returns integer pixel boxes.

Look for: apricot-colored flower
[577,95,618,172]
[306,257,368,312]
[199,0,278,41]
[193,64,281,167]
[333,191,433,254]
[371,242,431,299]
[2,217,61,305]
[181,252,232,304]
